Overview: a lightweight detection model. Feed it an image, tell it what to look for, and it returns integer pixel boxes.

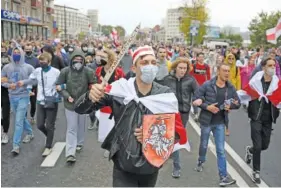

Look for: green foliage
[101,25,126,37]
[220,33,243,47]
[78,32,85,41]
[248,11,281,48]
[179,0,209,44]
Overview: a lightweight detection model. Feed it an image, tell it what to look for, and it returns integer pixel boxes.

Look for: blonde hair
[103,48,117,65]
[38,52,52,62]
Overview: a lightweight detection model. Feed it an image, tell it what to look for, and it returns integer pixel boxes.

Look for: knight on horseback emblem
[142,114,175,167]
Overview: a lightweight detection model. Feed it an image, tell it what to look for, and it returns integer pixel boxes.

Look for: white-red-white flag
[237,71,281,108]
[266,18,281,44]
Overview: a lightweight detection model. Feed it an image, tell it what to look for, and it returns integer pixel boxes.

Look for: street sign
[190,26,198,36]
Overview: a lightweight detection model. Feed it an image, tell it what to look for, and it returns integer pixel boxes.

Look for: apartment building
[1,0,54,41]
[54,4,89,40]
[87,9,98,32]
[165,8,185,42]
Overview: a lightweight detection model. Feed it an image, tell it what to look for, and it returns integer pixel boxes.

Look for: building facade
[87,9,98,32]
[1,0,54,41]
[54,5,89,40]
[165,8,184,42]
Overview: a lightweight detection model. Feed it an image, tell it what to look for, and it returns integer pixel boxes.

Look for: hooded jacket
[41,45,65,70]
[1,47,34,98]
[56,49,95,111]
[225,53,241,90]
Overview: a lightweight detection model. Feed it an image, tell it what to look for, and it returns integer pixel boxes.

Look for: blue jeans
[10,97,33,148]
[198,124,227,178]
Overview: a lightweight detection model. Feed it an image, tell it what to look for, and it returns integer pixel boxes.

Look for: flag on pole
[266,18,281,44]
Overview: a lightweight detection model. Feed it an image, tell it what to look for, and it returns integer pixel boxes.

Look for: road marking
[188,117,249,187]
[193,117,269,188]
[224,136,269,187]
[41,142,66,167]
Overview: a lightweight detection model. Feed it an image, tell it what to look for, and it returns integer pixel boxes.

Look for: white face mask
[140,64,159,84]
[82,47,88,51]
[266,67,276,76]
[72,62,83,70]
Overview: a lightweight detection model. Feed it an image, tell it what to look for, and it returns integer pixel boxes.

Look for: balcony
[46,7,54,14]
[31,0,42,8]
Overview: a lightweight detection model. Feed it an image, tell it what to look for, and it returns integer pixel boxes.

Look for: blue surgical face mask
[13,54,21,62]
[140,64,159,84]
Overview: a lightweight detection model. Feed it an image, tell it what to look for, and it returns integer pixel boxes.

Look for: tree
[115,26,126,37]
[101,25,112,36]
[78,32,85,41]
[248,11,281,48]
[220,33,243,47]
[179,0,209,45]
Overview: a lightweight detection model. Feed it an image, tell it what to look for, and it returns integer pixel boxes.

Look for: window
[31,9,36,17]
[22,6,25,15]
[13,2,20,13]
[4,0,10,10]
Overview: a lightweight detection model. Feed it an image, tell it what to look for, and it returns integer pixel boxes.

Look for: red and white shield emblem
[142,114,175,168]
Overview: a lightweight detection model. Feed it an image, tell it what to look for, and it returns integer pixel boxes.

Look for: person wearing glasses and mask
[56,49,95,163]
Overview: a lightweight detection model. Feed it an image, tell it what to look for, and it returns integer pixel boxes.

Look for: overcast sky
[55,0,280,33]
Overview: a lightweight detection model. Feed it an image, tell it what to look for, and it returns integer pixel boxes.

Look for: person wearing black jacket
[163,57,197,178]
[41,45,65,70]
[25,44,40,124]
[74,46,187,187]
[244,58,280,184]
[1,46,11,144]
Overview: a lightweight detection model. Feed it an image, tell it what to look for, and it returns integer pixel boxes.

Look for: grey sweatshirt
[1,47,34,98]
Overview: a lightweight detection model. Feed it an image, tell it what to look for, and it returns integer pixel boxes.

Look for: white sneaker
[42,148,52,156]
[103,150,110,158]
[22,134,34,143]
[1,133,9,144]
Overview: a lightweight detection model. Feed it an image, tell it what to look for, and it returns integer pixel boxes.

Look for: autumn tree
[179,0,209,44]
[248,11,281,48]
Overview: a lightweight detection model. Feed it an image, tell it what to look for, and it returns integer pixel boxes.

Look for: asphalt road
[226,109,281,187]
[1,104,240,187]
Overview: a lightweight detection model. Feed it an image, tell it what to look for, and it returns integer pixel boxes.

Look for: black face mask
[100,59,107,66]
[98,46,103,50]
[116,51,120,55]
[40,63,49,69]
[25,51,32,56]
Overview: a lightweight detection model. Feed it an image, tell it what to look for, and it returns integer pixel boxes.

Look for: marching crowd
[1,38,281,187]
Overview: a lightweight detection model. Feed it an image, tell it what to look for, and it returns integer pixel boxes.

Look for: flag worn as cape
[105,77,189,151]
[237,71,281,108]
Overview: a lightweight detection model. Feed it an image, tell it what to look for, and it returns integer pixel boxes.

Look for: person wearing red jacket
[95,48,125,158]
[190,52,211,121]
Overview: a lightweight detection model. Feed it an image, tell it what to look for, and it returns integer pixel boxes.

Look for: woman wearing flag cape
[74,45,187,187]
[237,57,281,184]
